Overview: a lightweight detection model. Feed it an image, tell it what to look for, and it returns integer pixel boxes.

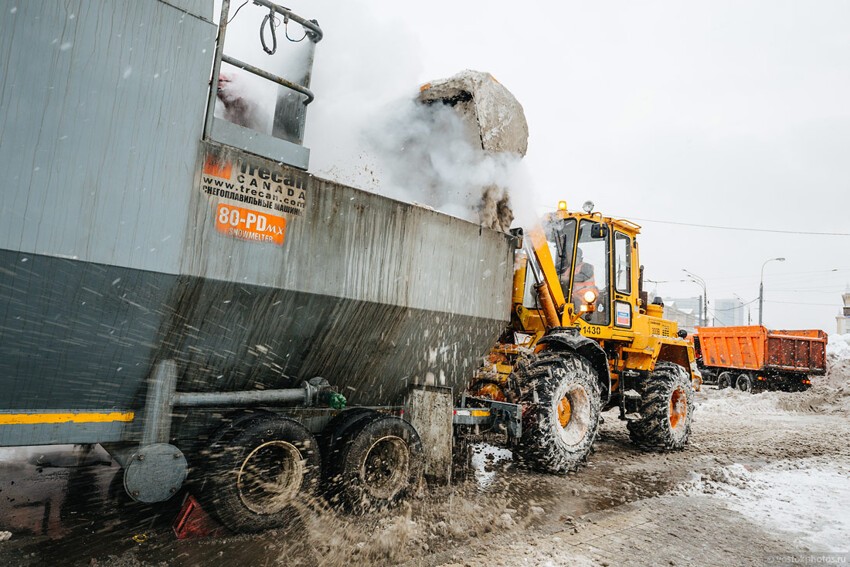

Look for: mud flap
[405,385,453,485]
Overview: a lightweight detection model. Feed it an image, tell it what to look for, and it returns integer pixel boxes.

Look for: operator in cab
[558,247,597,307]
[571,247,597,306]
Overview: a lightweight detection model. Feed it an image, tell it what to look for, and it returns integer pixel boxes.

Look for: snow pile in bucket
[679,458,850,552]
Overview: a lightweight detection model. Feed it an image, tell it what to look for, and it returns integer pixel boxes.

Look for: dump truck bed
[695,326,827,375]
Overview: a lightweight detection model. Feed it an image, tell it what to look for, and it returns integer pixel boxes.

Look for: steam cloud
[347,98,524,232]
[214,1,535,232]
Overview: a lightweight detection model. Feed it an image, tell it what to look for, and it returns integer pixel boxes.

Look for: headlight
[583,289,597,303]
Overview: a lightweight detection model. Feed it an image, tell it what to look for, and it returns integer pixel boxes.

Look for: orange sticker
[215,203,286,246]
[203,154,233,179]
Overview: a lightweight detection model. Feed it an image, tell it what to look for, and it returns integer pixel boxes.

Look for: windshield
[545,218,577,277]
[523,217,577,310]
[544,218,577,302]
[575,220,610,325]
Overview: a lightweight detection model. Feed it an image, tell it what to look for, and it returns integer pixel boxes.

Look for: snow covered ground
[680,459,850,552]
[673,334,850,554]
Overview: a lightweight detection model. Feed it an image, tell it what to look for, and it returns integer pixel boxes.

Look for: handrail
[251,0,323,42]
[203,0,323,140]
[220,54,314,103]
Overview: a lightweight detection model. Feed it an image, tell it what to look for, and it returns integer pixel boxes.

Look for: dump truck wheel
[717,372,733,389]
[514,352,601,474]
[320,408,377,487]
[204,415,320,532]
[627,362,694,451]
[328,415,423,513]
[202,410,277,451]
[736,373,753,393]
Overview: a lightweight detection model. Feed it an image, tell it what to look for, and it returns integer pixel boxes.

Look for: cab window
[614,232,631,294]
[544,218,577,301]
[576,220,609,326]
[524,218,577,309]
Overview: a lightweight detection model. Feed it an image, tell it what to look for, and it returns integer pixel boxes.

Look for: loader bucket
[418,70,529,157]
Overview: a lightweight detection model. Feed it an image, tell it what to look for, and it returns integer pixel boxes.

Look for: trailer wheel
[320,408,377,486]
[328,415,423,513]
[627,362,694,451]
[736,373,753,393]
[513,352,601,474]
[204,415,320,532]
[717,372,733,390]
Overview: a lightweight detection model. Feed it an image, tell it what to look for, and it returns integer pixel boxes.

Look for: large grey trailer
[0,0,516,531]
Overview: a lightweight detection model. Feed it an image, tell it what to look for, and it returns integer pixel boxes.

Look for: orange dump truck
[693,326,827,392]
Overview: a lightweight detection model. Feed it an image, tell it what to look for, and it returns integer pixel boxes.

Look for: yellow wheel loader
[470,201,701,473]
[419,71,700,475]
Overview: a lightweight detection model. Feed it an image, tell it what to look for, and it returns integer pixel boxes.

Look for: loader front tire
[627,362,694,451]
[514,353,601,474]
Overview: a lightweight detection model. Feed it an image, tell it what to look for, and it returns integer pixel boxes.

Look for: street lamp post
[682,269,708,326]
[758,257,785,326]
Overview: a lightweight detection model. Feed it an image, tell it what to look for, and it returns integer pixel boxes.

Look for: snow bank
[680,458,850,552]
[695,388,787,416]
[825,333,850,391]
[827,333,850,357]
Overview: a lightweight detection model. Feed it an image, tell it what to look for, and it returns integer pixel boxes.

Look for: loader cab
[574,219,610,326]
[527,202,643,333]
[536,215,611,326]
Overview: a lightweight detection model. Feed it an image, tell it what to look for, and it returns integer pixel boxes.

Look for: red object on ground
[172,494,226,539]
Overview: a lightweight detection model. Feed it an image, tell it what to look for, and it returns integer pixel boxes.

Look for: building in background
[663,297,700,334]
[664,296,701,321]
[837,291,850,334]
[714,297,745,327]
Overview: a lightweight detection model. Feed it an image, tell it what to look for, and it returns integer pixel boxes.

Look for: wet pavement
[0,445,184,565]
[0,387,848,566]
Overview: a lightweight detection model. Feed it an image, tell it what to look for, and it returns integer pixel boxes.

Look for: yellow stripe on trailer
[0,411,135,425]
[469,409,490,418]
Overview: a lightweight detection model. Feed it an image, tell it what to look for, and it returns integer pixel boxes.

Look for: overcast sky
[233,0,850,332]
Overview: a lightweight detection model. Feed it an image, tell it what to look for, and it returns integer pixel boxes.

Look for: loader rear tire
[717,372,733,390]
[627,362,694,451]
[203,415,320,532]
[327,415,423,513]
[514,352,601,474]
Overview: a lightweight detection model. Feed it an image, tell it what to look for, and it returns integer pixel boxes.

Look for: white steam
[354,98,527,229]
[214,0,536,231]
